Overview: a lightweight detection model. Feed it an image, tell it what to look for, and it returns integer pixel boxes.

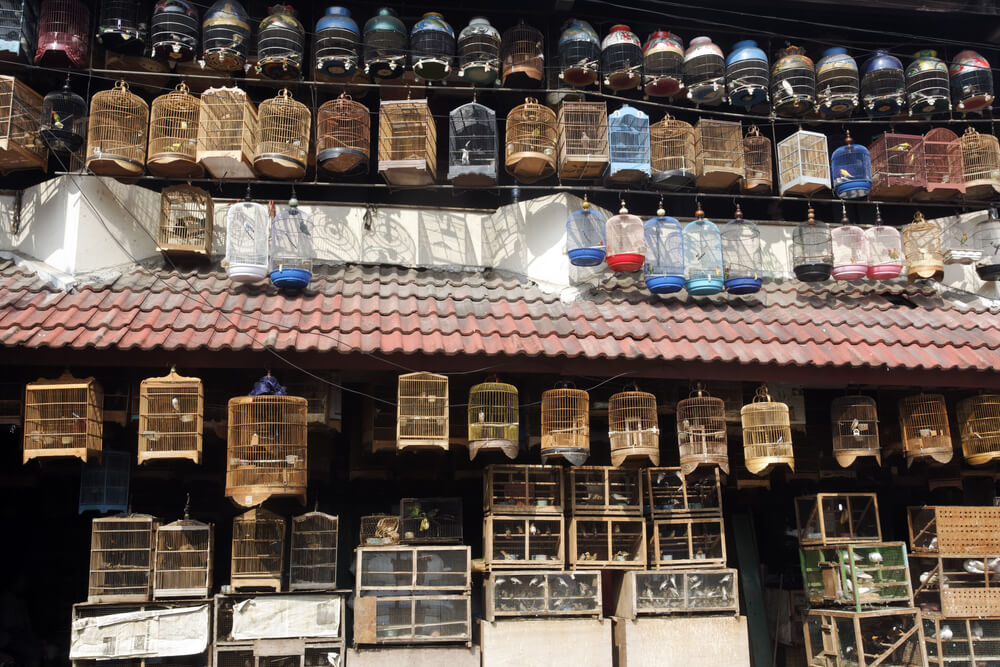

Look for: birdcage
[816,47,859,118]
[676,384,728,474]
[860,49,906,116]
[830,395,880,467]
[501,22,544,86]
[147,84,201,179]
[84,81,147,179]
[39,77,85,155]
[78,450,129,513]
[484,464,564,514]
[568,466,642,515]
[831,132,871,199]
[643,30,684,98]
[486,570,599,618]
[866,220,903,280]
[899,393,953,465]
[362,7,406,79]
[196,86,258,180]
[378,99,436,186]
[253,90,309,180]
[566,196,607,266]
[558,19,599,87]
[88,514,158,603]
[800,542,911,608]
[468,378,518,460]
[256,4,304,79]
[397,372,449,452]
[742,125,771,194]
[556,101,608,181]
[569,516,646,568]
[540,384,589,466]
[951,50,994,113]
[360,513,400,545]
[955,394,1000,466]
[316,94,369,177]
[683,206,725,296]
[410,12,454,81]
[312,6,360,80]
[0,0,37,63]
[906,50,950,116]
[23,372,102,463]
[870,132,926,199]
[961,127,1000,199]
[796,493,882,546]
[605,201,646,272]
[154,518,213,598]
[919,128,964,200]
[201,0,250,72]
[289,511,338,591]
[231,508,286,592]
[150,0,199,64]
[96,0,145,54]
[777,130,830,197]
[793,207,833,282]
[644,205,684,294]
[269,199,312,289]
[771,46,816,117]
[695,118,743,190]
[903,212,944,283]
[606,105,650,185]
[607,386,659,467]
[975,214,1000,280]
[601,24,642,92]
[455,17,499,85]
[726,40,769,109]
[157,185,212,257]
[649,115,695,189]
[0,76,46,175]
[505,97,557,184]
[447,102,497,187]
[683,36,725,105]
[721,206,762,295]
[226,394,309,507]
[34,0,87,68]
[395,499,463,545]
[223,200,269,282]
[138,367,203,465]
[805,608,924,667]
[741,385,794,475]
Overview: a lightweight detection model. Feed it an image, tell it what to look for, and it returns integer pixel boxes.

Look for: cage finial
[875,203,883,226]
[844,130,853,145]
[289,184,298,209]
[657,196,665,217]
[619,199,628,214]
[841,203,849,225]
[176,82,189,94]
[734,203,743,220]
[807,206,816,225]
[581,194,590,209]
[695,200,705,219]
[754,384,772,402]
[244,183,253,202]
[912,210,926,224]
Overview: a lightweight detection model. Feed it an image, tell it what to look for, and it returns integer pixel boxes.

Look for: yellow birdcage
[137,367,203,465]
[742,125,772,194]
[24,372,102,463]
[316,94,370,176]
[468,378,518,460]
[505,97,557,184]
[0,76,47,175]
[147,83,202,178]
[157,185,213,257]
[556,100,608,181]
[741,385,794,475]
[85,80,148,179]
[961,126,1000,200]
[899,393,953,465]
[695,118,743,190]
[830,395,880,467]
[650,115,696,190]
[378,98,436,186]
[902,211,944,283]
[957,394,1000,466]
[540,384,589,466]
[196,86,259,180]
[397,372,449,451]
[676,383,729,474]
[608,385,660,467]
[231,508,286,592]
[254,89,310,180]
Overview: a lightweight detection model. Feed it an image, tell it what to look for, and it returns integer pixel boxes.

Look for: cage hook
[754,384,771,402]
[289,183,298,208]
[183,493,191,520]
[689,382,708,398]
[244,183,253,202]
[555,379,577,389]
[874,203,883,225]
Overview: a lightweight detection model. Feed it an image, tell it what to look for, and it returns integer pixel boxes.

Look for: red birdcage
[917,128,964,201]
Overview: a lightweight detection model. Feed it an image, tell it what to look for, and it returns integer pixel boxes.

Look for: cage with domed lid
[606,104,650,185]
[196,86,259,180]
[501,22,544,87]
[557,101,608,181]
[726,40,769,109]
[601,24,642,92]
[951,50,994,113]
[457,17,499,85]
[816,47,859,118]
[151,0,199,64]
[830,395,880,467]
[253,89,310,181]
[557,18,600,87]
[957,394,1000,466]
[609,385,659,467]
[201,0,250,73]
[642,29,684,98]
[906,50,950,116]
[742,385,794,476]
[831,132,871,200]
[777,130,830,197]
[541,383,589,466]
[223,199,270,283]
[643,204,684,294]
[505,97,557,184]
[741,125,771,194]
[85,81,148,179]
[793,207,832,282]
[695,118,743,191]
[683,204,724,296]
[0,75,47,175]
[975,213,1000,281]
[147,83,202,179]
[269,197,313,290]
[316,94,369,176]
[899,393,953,466]
[866,215,903,280]
[448,101,497,187]
[919,128,964,201]
[0,0,38,64]
[771,45,816,117]
[158,184,212,257]
[721,205,762,295]
[313,6,360,81]
[410,12,454,82]
[378,98,436,186]
[468,378,518,460]
[870,132,926,200]
[650,115,695,190]
[676,384,729,474]
[832,208,868,281]
[566,195,607,267]
[903,211,944,283]
[255,4,305,80]
[961,127,1000,200]
[363,7,406,79]
[39,76,86,155]
[96,0,147,55]
[683,36,725,105]
[605,200,645,272]
[34,0,88,68]
[231,508,286,591]
[860,49,906,116]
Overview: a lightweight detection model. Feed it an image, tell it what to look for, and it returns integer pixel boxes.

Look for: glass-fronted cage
[363,7,406,79]
[605,201,645,272]
[721,205,763,295]
[726,40,769,110]
[683,205,724,296]
[951,50,994,113]
[694,118,743,191]
[793,207,832,282]
[643,205,684,294]
[501,22,543,86]
[505,97,557,184]
[558,19,599,87]
[96,0,147,55]
[870,132,927,200]
[0,0,38,63]
[34,0,88,68]
[223,200,270,283]
[556,100,608,181]
[962,127,1000,200]
[920,128,965,201]
[601,24,642,92]
[150,0,199,64]
[269,198,313,290]
[39,75,86,154]
[815,47,859,118]
[147,83,202,179]
[832,211,869,281]
[906,50,951,116]
[866,214,903,280]
[566,195,607,267]
[771,45,816,117]
[683,36,725,106]
[741,125,772,194]
[85,81,148,180]
[903,211,944,283]
[606,104,650,185]
[860,49,906,116]
[642,30,683,98]
[79,450,130,514]
[457,17,500,85]
[447,101,497,187]
[253,89,310,181]
[974,212,1000,281]
[312,6,360,81]
[777,130,831,197]
[831,131,871,200]
[410,12,454,82]
[256,4,305,80]
[201,0,250,73]
[649,115,695,190]
[316,94,369,176]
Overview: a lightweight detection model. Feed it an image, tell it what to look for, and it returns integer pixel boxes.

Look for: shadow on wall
[10,177,64,262]
[417,210,478,267]
[311,206,361,263]
[83,177,161,265]
[362,208,416,265]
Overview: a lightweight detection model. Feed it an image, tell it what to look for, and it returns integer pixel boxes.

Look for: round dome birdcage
[861,49,906,116]
[832,208,869,281]
[147,83,203,179]
[676,384,729,474]
[540,383,590,465]
[566,196,607,267]
[906,50,950,116]
[961,127,1000,200]
[951,50,994,113]
[85,81,149,179]
[974,213,1000,281]
[650,115,695,189]
[683,204,724,296]
[316,94,369,176]
[601,24,642,92]
[866,211,903,280]
[254,89,310,180]
[256,4,305,80]
[202,0,251,72]
[558,19,600,87]
[816,47,859,118]
[458,17,500,85]
[792,207,832,282]
[742,385,794,475]
[501,22,544,87]
[605,201,645,272]
[726,40,769,109]
[313,6,360,81]
[902,211,944,283]
[224,200,270,283]
[643,30,684,98]
[771,45,816,117]
[410,12,455,82]
[40,76,87,153]
[151,0,199,64]
[683,36,725,105]
[643,204,684,294]
[505,97,557,184]
[35,0,90,69]
[96,0,147,55]
[363,7,407,79]
[721,205,763,294]
[831,132,872,199]
[269,198,313,290]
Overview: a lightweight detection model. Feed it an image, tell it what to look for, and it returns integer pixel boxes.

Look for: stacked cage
[919,128,965,200]
[870,132,927,200]
[147,84,201,179]
[457,17,500,85]
[568,466,646,570]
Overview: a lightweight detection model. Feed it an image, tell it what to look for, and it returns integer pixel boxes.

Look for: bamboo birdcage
[316,94,369,176]
[0,76,47,175]
[741,385,794,475]
[742,125,771,194]
[231,508,286,592]
[676,384,729,474]
[903,212,944,282]
[870,132,927,200]
[501,23,544,86]
[608,386,659,467]
[777,130,830,197]
[289,511,338,591]
[960,127,1000,199]
[85,81,148,179]
[695,118,743,190]
[153,517,213,599]
[650,115,696,190]
[24,372,102,463]
[830,395,880,467]
[147,83,202,179]
[919,128,964,200]
[137,367,203,465]
[360,513,400,546]
[196,86,259,180]
[957,394,1000,466]
[378,99,436,186]
[792,207,833,282]
[226,394,308,507]
[78,449,129,513]
[253,89,309,181]
[540,384,589,466]
[899,393,953,465]
[506,97,557,184]
[447,102,497,187]
[397,372,449,451]
[157,185,213,257]
[88,514,158,603]
[468,378,518,460]
[557,101,608,181]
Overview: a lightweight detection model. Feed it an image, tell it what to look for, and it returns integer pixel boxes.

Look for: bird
[868,551,883,564]
[530,577,542,586]
[972,622,984,639]
[890,142,913,152]
[964,559,985,574]
[511,577,522,585]
[780,79,795,99]
[940,625,954,641]
[839,168,855,179]
[171,396,182,413]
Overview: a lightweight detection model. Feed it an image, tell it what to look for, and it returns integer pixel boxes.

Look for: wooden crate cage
[796,493,882,546]
[501,23,544,85]
[360,514,400,546]
[903,213,944,283]
[742,125,772,194]
[912,555,1000,618]
[649,517,726,568]
[356,545,471,592]
[799,542,912,609]
[399,497,462,544]
[922,613,1000,667]
[157,186,213,257]
[78,450,129,514]
[650,115,696,190]
[316,94,369,176]
[960,127,1000,200]
[615,568,739,618]
[569,516,646,569]
[23,372,102,463]
[397,371,449,451]
[230,508,286,593]
[353,594,471,646]
[196,86,259,180]
[137,368,203,465]
[741,385,794,475]
[540,385,590,466]
[646,467,723,519]
[870,132,927,200]
[777,129,831,197]
[830,395,880,467]
[226,394,308,507]
[289,511,338,591]
[378,99,436,186]
[85,81,147,179]
[568,466,643,515]
[484,464,563,514]
[957,394,1000,466]
[88,514,159,603]
[919,128,964,200]
[484,514,565,569]
[907,506,1000,555]
[0,75,47,174]
[803,608,925,667]
[254,89,310,180]
[468,378,518,459]
[153,518,213,599]
[0,0,38,63]
[608,386,659,467]
[695,118,744,190]
[215,641,344,667]
[676,384,729,474]
[485,571,601,621]
[147,83,202,179]
[899,393,953,465]
[505,97,557,184]
[557,101,609,181]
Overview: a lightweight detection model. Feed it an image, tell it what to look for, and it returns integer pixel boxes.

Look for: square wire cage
[777,130,830,197]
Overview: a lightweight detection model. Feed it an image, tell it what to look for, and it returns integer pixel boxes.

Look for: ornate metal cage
[906,49,951,116]
[816,47,859,118]
[682,36,725,106]
[96,0,145,54]
[861,49,906,116]
[741,125,771,194]
[741,385,794,475]
[792,207,833,282]
[409,11,455,82]
[558,18,600,87]
[650,115,695,190]
[201,0,250,72]
[447,101,497,187]
[255,4,304,80]
[501,22,544,86]
[85,81,148,179]
[830,395,880,467]
[316,94,369,176]
[903,212,944,283]
[147,83,202,178]
[196,86,258,180]
[899,393,953,465]
[608,385,659,467]
[378,99,436,186]
[312,6,360,81]
[505,97,557,184]
[540,384,589,466]
[397,371,449,451]
[24,371,102,463]
[39,77,86,154]
[151,0,199,64]
[676,384,728,474]
[557,100,608,181]
[643,30,684,98]
[362,7,407,79]
[468,378,518,460]
[726,39,769,109]
[0,75,47,175]
[951,49,994,113]
[138,367,203,465]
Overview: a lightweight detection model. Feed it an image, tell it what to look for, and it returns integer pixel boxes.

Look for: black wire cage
[150,0,199,64]
[457,17,500,85]
[448,101,497,187]
[642,30,684,98]
[362,7,407,79]
[601,24,642,92]
[96,0,148,55]
[771,45,816,117]
[410,12,455,82]
[255,4,305,80]
[558,19,600,87]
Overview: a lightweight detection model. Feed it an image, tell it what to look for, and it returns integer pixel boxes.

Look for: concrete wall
[480,618,613,667]
[613,616,751,667]
[346,645,481,667]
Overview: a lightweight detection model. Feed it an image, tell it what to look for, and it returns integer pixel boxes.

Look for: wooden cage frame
[741,385,794,475]
[378,98,436,186]
[912,554,1000,618]
[88,514,159,603]
[899,393,953,465]
[485,570,601,621]
[85,81,148,179]
[742,125,772,194]
[799,541,912,610]
[568,466,643,516]
[922,613,1000,667]
[360,514,400,546]
[803,607,925,667]
[568,516,647,569]
[615,568,739,618]
[396,371,449,451]
[870,132,927,200]
[907,505,1000,556]
[0,75,47,175]
[153,518,213,599]
[353,594,471,646]
[147,83,202,179]
[137,367,203,465]
[957,394,1000,466]
[24,371,102,463]
[289,511,339,591]
[796,493,882,546]
[505,97,557,184]
[355,545,471,593]
[646,467,723,519]
[483,464,564,515]
[156,185,214,257]
[650,115,697,189]
[918,127,965,201]
[648,516,727,569]
[960,126,1000,200]
[484,514,566,570]
[608,386,660,467]
[777,129,831,197]
[676,384,729,474]
[230,508,286,593]
[196,86,259,180]
[556,100,609,181]
[399,497,463,544]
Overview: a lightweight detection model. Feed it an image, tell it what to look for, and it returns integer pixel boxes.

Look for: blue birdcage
[606,104,650,185]
[831,132,872,200]
[79,450,130,514]
[566,196,607,266]
[269,197,313,290]
[643,204,684,294]
[683,205,724,296]
[721,205,763,295]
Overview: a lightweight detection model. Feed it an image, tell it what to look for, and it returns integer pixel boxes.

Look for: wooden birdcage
[830,395,880,467]
[147,83,202,179]
[695,118,743,190]
[505,97,557,184]
[960,127,1000,200]
[569,516,646,569]
[540,384,589,466]
[903,212,944,282]
[360,514,400,546]
[899,393,953,465]
[399,497,463,544]
[226,394,308,507]
[649,517,726,568]
[85,81,148,179]
[157,185,213,257]
[196,86,259,180]
[289,511,338,591]
[956,394,1000,466]
[608,385,659,467]
[804,608,924,667]
[354,595,471,646]
[501,23,544,86]
[484,514,565,569]
[231,508,286,592]
[792,207,833,282]
[919,128,964,200]
[153,517,213,599]
[650,115,696,190]
[316,94,369,176]
[923,615,1000,667]
[907,505,1000,556]
[796,493,882,546]
[646,466,723,518]
[254,89,310,181]
[0,76,46,175]
[137,367,203,465]
[569,466,643,515]
[78,449,129,513]
[484,464,564,514]
[24,371,102,463]
[741,385,794,475]
[557,101,608,181]
[486,571,601,620]
[914,559,1000,624]
[676,384,729,474]
[800,542,911,609]
[777,130,830,197]
[397,372,449,451]
[870,132,927,200]
[468,378,518,460]
[89,514,158,603]
[378,99,436,186]
[742,126,771,194]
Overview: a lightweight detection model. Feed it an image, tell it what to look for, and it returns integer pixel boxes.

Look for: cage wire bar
[138,367,203,464]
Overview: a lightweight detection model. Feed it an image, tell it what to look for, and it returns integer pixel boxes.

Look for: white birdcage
[269,198,313,290]
[448,101,497,187]
[224,200,270,283]
[777,130,830,197]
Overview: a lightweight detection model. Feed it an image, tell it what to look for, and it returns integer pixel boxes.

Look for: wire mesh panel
[608,387,659,467]
[157,185,212,257]
[0,75,47,174]
[903,212,944,282]
[362,7,406,79]
[899,393,953,465]
[566,196,607,266]
[0,0,37,63]
[601,24,642,92]
[870,132,927,199]
[397,372,449,451]
[153,518,213,598]
[606,202,646,272]
[138,367,203,465]
[777,130,830,197]
[695,118,743,190]
[254,89,309,180]
[506,97,557,184]
[196,86,258,180]
[617,569,738,617]
[312,6,360,81]
[34,0,88,68]
[906,50,951,116]
[919,128,964,200]
[223,200,269,283]
[721,206,762,294]
[741,385,794,475]
[79,450,129,513]
[646,466,723,518]
[644,207,685,294]
[957,394,1000,466]
[255,4,305,80]
[650,115,695,189]
[771,45,816,117]
[606,104,650,184]
[816,47,859,118]
[649,517,726,568]
[960,127,1000,200]
[540,385,589,466]
[85,81,147,179]
[468,379,518,460]
[861,49,906,116]
[201,0,250,72]
[269,200,313,290]
[683,207,725,296]
[147,84,201,179]
[457,17,499,85]
[447,102,497,187]
[951,50,994,113]
[24,372,102,463]
[908,505,1000,555]
[557,101,608,181]
[726,40,769,109]
[683,36,725,105]
[569,466,642,515]
[831,132,872,199]
[316,94,368,176]
[501,22,544,86]
[643,30,684,98]
[378,99,436,186]
[151,0,199,64]
[88,514,158,602]
[409,12,454,82]
[290,511,338,591]
[866,217,903,280]
[676,384,728,474]
[830,395,880,467]
[486,570,600,618]
[742,125,771,194]
[793,207,833,282]
[231,508,286,592]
